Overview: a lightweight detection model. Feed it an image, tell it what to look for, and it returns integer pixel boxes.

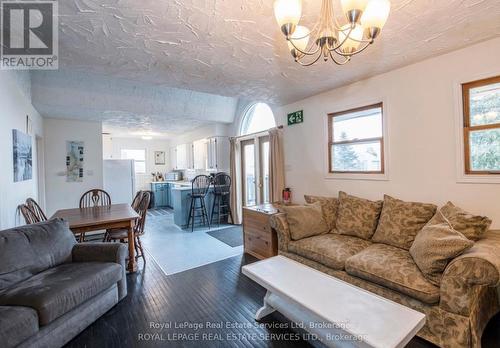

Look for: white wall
[103,136,170,190]
[278,37,500,228]
[0,71,44,229]
[44,119,103,216]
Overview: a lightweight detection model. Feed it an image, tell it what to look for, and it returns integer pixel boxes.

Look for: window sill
[456,174,500,184]
[324,172,389,181]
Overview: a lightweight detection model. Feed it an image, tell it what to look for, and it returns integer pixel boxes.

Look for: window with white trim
[121,149,146,174]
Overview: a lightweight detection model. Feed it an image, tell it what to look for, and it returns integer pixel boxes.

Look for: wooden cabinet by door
[243,204,279,259]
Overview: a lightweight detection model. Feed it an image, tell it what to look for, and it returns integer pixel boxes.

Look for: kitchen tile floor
[142,209,243,275]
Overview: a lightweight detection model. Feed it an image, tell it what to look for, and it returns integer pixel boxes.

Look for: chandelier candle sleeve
[341,0,369,23]
[362,0,391,35]
[274,0,302,35]
[274,0,390,66]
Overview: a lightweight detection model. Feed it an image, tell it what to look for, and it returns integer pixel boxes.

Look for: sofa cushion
[0,306,39,348]
[0,219,76,291]
[345,244,440,304]
[0,262,122,326]
[427,202,491,241]
[336,192,383,240]
[288,234,372,270]
[371,195,437,250]
[280,203,329,240]
[304,195,339,232]
[410,222,474,286]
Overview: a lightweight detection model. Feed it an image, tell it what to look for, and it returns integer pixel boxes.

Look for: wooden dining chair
[102,190,143,242]
[79,189,112,208]
[79,189,112,242]
[131,190,144,211]
[18,204,40,225]
[25,198,48,222]
[105,192,150,265]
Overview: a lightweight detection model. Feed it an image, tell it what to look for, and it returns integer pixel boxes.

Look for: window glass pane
[469,82,500,126]
[332,141,382,172]
[243,142,256,206]
[240,103,276,136]
[121,149,146,174]
[134,161,146,174]
[261,140,270,204]
[469,129,500,171]
[333,107,382,142]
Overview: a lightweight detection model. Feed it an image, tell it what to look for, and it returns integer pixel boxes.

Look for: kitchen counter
[151,180,192,187]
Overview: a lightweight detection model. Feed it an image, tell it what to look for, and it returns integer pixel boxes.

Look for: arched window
[240,103,276,136]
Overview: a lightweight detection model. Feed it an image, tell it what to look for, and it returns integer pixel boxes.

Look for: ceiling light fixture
[274,0,390,66]
[141,136,153,140]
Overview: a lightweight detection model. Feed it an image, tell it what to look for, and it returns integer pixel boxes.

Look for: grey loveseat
[0,218,128,348]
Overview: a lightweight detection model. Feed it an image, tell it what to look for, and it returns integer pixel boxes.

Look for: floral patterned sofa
[270,192,500,348]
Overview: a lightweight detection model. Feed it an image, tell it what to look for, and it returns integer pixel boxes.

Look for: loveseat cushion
[0,262,122,326]
[280,203,329,240]
[345,244,440,304]
[304,195,339,232]
[288,234,372,270]
[0,219,76,291]
[426,202,491,241]
[371,195,437,250]
[336,192,383,240]
[0,306,39,348]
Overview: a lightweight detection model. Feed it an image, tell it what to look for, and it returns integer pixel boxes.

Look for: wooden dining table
[51,204,140,272]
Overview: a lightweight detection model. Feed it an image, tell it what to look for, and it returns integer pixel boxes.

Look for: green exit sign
[287,110,304,126]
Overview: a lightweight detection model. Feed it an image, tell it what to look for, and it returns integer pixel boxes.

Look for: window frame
[120,149,147,175]
[327,102,385,175]
[239,102,276,136]
[462,75,500,175]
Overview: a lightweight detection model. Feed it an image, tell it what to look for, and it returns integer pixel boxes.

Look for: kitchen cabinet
[169,147,177,170]
[175,143,194,170]
[207,136,230,172]
[151,183,173,208]
[193,139,208,170]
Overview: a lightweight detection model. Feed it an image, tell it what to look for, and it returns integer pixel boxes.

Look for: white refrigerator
[103,160,135,204]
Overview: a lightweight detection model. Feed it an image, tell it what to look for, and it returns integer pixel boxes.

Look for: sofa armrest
[72,243,128,300]
[440,230,500,316]
[270,213,291,252]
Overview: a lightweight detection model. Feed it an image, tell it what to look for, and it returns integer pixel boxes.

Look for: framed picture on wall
[155,151,165,165]
[12,129,33,182]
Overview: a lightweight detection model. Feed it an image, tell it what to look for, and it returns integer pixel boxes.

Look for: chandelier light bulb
[274,0,302,28]
[287,26,310,56]
[341,0,369,22]
[339,24,364,53]
[362,0,391,30]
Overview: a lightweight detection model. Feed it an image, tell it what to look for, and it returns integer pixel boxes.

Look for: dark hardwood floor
[64,253,500,348]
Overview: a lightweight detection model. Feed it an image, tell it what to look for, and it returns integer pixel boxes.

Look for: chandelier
[274,0,390,66]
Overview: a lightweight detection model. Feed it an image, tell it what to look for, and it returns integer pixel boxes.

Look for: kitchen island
[171,185,218,228]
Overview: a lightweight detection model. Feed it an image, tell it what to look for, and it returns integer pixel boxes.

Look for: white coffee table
[242,256,425,348]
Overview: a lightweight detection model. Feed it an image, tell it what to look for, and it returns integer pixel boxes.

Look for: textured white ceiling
[55,0,500,105]
[34,0,500,136]
[31,70,238,137]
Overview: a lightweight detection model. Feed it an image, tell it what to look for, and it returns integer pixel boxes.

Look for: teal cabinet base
[151,183,173,208]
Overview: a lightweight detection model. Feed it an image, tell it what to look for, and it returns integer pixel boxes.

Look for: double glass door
[241,136,270,207]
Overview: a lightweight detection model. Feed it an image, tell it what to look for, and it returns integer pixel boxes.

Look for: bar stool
[210,173,234,227]
[187,175,211,232]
